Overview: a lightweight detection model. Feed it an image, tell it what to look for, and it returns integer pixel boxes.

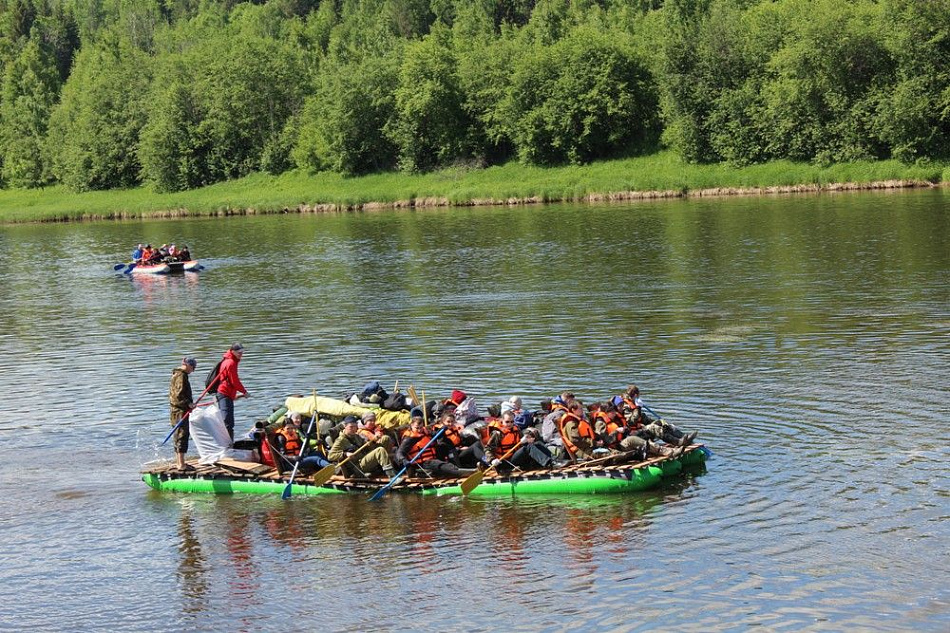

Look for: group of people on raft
[168,348,698,479]
[245,386,698,481]
[132,243,191,265]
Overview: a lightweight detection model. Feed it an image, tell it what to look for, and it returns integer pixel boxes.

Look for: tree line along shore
[0,0,948,223]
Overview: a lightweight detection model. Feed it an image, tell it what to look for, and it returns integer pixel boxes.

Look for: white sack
[188,403,257,464]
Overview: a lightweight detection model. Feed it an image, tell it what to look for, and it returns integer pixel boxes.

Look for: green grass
[0,151,945,223]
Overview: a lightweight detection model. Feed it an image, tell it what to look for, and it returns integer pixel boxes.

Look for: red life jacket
[558,412,595,457]
[405,430,437,463]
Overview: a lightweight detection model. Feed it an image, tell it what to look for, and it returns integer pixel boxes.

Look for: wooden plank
[216,458,271,475]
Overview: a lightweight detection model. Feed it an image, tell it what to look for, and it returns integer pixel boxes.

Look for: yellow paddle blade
[460,469,485,495]
[311,463,338,487]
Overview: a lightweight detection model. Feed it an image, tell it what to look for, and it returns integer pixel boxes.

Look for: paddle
[311,437,375,487]
[113,262,129,271]
[281,405,317,500]
[123,263,137,274]
[369,426,445,501]
[162,378,217,445]
[460,440,522,496]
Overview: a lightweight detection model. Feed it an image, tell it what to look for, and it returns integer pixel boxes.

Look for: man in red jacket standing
[215,343,249,441]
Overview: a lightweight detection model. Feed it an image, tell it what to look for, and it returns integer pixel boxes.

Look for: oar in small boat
[369,426,445,501]
[281,404,317,500]
[113,262,129,271]
[310,437,375,487]
[123,263,137,274]
[460,441,522,496]
[162,379,218,446]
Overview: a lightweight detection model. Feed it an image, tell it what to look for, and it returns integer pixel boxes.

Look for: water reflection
[176,510,209,616]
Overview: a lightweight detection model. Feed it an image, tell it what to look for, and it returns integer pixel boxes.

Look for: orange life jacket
[492,426,521,454]
[594,411,624,448]
[442,425,462,448]
[405,430,437,463]
[558,412,595,457]
[276,426,301,455]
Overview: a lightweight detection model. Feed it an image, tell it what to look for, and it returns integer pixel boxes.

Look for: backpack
[514,410,534,430]
[204,359,223,391]
[541,410,564,444]
[454,397,479,424]
[360,381,388,404]
[382,392,407,411]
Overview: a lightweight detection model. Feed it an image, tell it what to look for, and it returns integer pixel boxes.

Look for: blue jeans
[215,394,235,441]
[297,455,331,474]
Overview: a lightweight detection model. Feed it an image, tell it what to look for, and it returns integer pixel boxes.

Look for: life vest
[276,426,301,455]
[594,411,624,448]
[558,412,595,457]
[479,418,501,444]
[358,428,377,443]
[492,426,521,454]
[405,430,437,463]
[442,425,462,448]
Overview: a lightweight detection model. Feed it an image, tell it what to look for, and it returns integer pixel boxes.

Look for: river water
[0,190,947,632]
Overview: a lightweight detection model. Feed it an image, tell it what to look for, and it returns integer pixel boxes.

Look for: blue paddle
[370,427,445,501]
[113,263,128,271]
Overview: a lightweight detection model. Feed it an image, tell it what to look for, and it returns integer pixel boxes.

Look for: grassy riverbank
[0,151,946,224]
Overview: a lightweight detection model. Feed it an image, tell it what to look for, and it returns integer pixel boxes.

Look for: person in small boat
[441,389,467,415]
[486,412,523,463]
[619,385,697,447]
[436,413,489,469]
[540,392,573,457]
[358,411,393,451]
[275,411,303,457]
[329,417,395,479]
[277,412,332,473]
[501,396,523,417]
[141,244,154,263]
[169,356,197,471]
[591,401,659,459]
[132,244,143,264]
[178,244,191,261]
[396,414,471,478]
[215,343,249,441]
[167,244,178,259]
[506,427,555,471]
[558,400,597,461]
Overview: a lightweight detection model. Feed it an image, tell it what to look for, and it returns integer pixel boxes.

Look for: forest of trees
[0,0,947,193]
